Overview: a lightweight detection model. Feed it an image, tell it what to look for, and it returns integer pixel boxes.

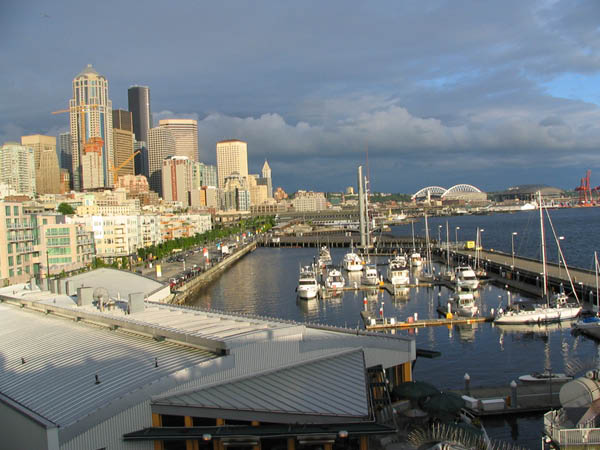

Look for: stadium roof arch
[441,184,483,198]
[411,186,447,200]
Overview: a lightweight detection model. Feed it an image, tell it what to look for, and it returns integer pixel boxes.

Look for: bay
[189,208,600,449]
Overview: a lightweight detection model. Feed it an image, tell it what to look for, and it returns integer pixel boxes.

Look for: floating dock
[360,310,492,330]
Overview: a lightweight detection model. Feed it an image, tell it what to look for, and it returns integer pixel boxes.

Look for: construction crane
[52,104,101,153]
[110,150,140,186]
[575,170,593,206]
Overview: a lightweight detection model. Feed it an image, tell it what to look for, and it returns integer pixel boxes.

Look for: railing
[545,410,600,445]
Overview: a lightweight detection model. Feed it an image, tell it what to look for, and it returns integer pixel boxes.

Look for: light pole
[455,226,460,248]
[511,232,518,267]
[438,225,442,248]
[558,236,564,277]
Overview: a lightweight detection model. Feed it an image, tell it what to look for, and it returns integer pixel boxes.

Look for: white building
[161,156,193,206]
[158,119,199,162]
[69,215,139,261]
[138,214,161,248]
[0,142,36,197]
[147,125,176,196]
[216,139,248,189]
[292,190,328,212]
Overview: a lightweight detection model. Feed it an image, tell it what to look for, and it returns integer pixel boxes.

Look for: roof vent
[95,374,101,385]
[21,357,26,364]
[154,357,158,368]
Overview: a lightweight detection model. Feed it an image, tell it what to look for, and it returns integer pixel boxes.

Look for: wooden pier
[361,310,492,330]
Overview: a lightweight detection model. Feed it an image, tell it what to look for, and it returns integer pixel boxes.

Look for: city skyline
[2,1,600,193]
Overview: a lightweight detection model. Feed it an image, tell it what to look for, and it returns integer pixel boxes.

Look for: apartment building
[0,202,37,285]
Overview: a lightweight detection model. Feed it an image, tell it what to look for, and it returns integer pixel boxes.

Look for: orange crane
[110,150,140,186]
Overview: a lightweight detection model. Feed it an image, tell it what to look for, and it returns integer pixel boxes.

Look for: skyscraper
[69,64,114,190]
[58,132,72,173]
[0,143,36,196]
[158,119,198,162]
[21,135,61,194]
[161,156,193,206]
[112,109,133,132]
[216,139,248,189]
[112,110,135,183]
[147,126,176,196]
[261,160,273,198]
[127,86,152,145]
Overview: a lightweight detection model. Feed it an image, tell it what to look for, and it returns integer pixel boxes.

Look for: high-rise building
[21,135,61,194]
[112,109,133,133]
[222,171,250,211]
[161,156,193,206]
[0,143,36,196]
[127,86,152,145]
[58,132,72,174]
[147,126,176,196]
[134,140,149,179]
[69,64,114,190]
[260,160,273,198]
[158,119,198,162]
[192,162,217,189]
[216,139,248,189]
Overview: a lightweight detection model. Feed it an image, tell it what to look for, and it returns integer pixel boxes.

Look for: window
[5,206,10,216]
[17,255,21,265]
[43,219,48,225]
[13,206,18,216]
[25,266,30,274]
[8,256,13,267]
[7,244,12,254]
[9,269,14,277]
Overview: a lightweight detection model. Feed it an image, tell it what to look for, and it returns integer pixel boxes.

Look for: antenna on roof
[21,357,26,364]
[95,374,101,385]
[154,357,158,368]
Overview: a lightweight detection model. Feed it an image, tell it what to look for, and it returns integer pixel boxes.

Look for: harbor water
[189,209,600,449]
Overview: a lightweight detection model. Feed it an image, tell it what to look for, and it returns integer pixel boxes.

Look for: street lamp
[438,225,442,248]
[511,232,518,267]
[455,227,460,248]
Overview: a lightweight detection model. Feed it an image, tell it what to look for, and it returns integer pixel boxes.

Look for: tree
[57,203,75,215]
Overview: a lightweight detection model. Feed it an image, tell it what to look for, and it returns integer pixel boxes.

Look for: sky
[1,0,600,194]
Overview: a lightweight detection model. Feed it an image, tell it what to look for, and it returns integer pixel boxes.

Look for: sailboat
[494,192,582,324]
[572,251,600,340]
[418,213,434,282]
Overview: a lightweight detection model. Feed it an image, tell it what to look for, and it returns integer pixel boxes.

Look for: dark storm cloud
[1,0,600,192]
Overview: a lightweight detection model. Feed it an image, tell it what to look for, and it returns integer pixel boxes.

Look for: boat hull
[495,306,582,324]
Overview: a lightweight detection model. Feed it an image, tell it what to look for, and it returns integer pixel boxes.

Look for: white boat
[451,286,479,317]
[518,372,573,383]
[296,265,319,299]
[572,252,600,339]
[410,252,423,267]
[362,265,379,286]
[455,266,479,290]
[324,268,345,290]
[387,256,410,286]
[343,246,364,272]
[317,246,332,268]
[495,192,582,325]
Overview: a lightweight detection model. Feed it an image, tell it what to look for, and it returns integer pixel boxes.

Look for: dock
[450,381,567,416]
[360,310,492,330]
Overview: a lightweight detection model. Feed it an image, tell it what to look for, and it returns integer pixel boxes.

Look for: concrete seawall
[171,241,257,304]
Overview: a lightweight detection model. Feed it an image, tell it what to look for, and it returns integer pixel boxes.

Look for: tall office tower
[127,86,152,145]
[69,64,114,190]
[58,132,72,171]
[216,139,248,189]
[112,109,133,132]
[0,143,36,196]
[192,162,217,189]
[158,119,198,162]
[161,156,194,206]
[147,126,176,196]
[261,160,273,198]
[134,140,149,178]
[21,135,61,194]
[222,171,250,211]
[112,110,135,183]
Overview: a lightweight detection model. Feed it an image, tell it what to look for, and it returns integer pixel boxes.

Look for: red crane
[575,170,593,205]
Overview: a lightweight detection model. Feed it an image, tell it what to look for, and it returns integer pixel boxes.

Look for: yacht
[296,265,319,299]
[451,286,479,317]
[362,265,379,286]
[324,268,345,290]
[343,247,364,271]
[572,315,600,340]
[386,256,410,286]
[317,246,332,268]
[455,266,479,290]
[410,252,423,267]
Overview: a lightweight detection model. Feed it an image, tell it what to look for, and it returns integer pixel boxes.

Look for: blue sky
[1,0,600,194]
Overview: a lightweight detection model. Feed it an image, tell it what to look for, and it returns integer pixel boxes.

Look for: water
[189,209,600,449]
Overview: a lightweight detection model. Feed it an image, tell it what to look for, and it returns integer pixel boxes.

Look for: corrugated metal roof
[0,303,217,428]
[155,350,370,420]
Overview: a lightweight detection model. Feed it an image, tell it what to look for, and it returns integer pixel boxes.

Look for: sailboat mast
[446,221,450,267]
[424,213,432,273]
[595,251,599,313]
[539,191,548,301]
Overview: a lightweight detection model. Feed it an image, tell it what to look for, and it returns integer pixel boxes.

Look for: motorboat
[518,372,573,383]
[451,286,479,317]
[387,256,410,286]
[572,315,600,340]
[317,246,332,268]
[343,247,364,272]
[410,252,423,267]
[362,265,379,286]
[324,268,345,290]
[296,265,319,299]
[455,266,479,290]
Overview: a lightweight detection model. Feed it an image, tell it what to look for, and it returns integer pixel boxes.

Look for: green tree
[57,203,75,215]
